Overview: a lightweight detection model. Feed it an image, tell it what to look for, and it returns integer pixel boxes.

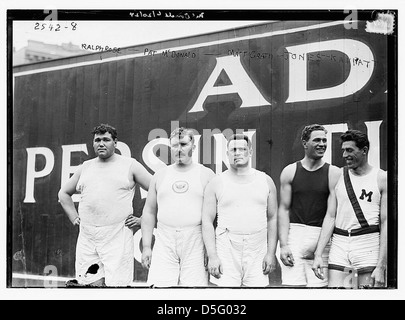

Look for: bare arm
[312,166,341,279]
[140,173,158,269]
[263,175,278,274]
[58,166,82,225]
[277,164,294,266]
[372,170,388,286]
[199,166,216,269]
[132,159,152,192]
[202,177,222,278]
[125,160,153,229]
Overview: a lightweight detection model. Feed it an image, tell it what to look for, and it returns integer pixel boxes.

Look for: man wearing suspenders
[312,130,387,288]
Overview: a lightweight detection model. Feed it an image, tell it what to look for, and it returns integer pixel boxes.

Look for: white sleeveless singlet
[156,164,205,228]
[217,169,269,234]
[335,167,381,230]
[76,155,136,226]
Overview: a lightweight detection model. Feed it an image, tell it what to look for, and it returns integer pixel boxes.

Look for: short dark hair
[91,124,118,140]
[340,130,369,150]
[169,127,195,144]
[301,124,327,142]
[227,133,252,149]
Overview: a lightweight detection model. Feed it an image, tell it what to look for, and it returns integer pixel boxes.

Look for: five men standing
[60,124,387,289]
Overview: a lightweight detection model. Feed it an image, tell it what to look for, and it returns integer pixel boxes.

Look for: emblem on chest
[172,181,189,193]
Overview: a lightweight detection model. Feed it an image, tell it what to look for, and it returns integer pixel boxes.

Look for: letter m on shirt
[359,189,373,202]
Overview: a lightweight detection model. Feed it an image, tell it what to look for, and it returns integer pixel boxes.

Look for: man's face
[341,140,366,169]
[304,130,327,160]
[227,139,251,168]
[93,132,116,159]
[170,135,195,165]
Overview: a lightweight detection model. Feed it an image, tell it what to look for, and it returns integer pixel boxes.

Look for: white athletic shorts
[147,223,208,287]
[328,232,380,274]
[75,221,134,287]
[210,227,269,287]
[279,223,330,287]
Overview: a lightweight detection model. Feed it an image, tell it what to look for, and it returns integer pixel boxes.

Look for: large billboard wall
[11,19,395,286]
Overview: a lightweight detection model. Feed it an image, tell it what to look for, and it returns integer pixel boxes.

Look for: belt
[333,225,380,237]
[216,227,267,236]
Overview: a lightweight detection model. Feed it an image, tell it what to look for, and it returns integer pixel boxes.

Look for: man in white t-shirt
[141,127,215,287]
[202,133,278,287]
[58,123,151,287]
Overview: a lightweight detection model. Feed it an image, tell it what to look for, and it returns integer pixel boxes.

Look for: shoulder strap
[343,167,369,228]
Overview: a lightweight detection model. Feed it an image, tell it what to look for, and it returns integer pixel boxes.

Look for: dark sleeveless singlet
[290,161,330,227]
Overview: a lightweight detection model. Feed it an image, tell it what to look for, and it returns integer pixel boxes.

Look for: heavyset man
[141,127,215,287]
[278,124,341,287]
[312,130,387,288]
[202,134,278,287]
[58,124,152,287]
